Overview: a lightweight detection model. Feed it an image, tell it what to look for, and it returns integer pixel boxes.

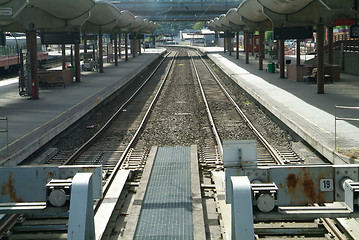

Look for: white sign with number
[0,8,12,16]
[320,179,333,192]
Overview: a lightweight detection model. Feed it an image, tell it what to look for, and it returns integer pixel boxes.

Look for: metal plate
[269,166,334,205]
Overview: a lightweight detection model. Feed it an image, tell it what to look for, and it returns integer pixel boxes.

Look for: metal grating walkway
[134,146,193,239]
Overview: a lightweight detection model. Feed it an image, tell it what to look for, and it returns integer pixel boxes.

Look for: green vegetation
[265,31,273,42]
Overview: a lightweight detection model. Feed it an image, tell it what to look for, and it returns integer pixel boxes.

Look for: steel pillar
[236,32,239,59]
[125,34,128,61]
[75,43,80,82]
[279,39,285,78]
[29,31,39,100]
[328,26,334,64]
[139,39,141,55]
[317,24,324,94]
[119,33,121,59]
[67,173,95,240]
[296,39,301,66]
[231,176,254,240]
[245,31,249,64]
[99,32,104,73]
[70,45,73,67]
[229,37,232,56]
[62,44,66,70]
[259,30,264,70]
[251,34,255,56]
[114,34,118,66]
[224,37,227,53]
[132,39,135,58]
[83,34,87,54]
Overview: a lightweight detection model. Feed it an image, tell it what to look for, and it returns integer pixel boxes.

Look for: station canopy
[207,0,359,32]
[0,0,157,34]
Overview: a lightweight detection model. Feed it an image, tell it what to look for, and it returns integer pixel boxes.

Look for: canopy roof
[207,0,359,32]
[0,0,157,33]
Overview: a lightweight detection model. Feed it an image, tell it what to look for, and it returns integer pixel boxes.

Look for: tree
[265,31,273,42]
[193,22,205,30]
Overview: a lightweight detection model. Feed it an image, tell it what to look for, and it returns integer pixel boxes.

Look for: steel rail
[0,214,21,239]
[64,50,177,202]
[189,52,223,157]
[63,51,171,166]
[192,51,285,165]
[0,52,178,239]
[192,51,348,239]
[101,51,178,197]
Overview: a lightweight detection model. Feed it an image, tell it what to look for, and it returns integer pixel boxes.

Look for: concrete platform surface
[198,46,359,164]
[0,48,165,165]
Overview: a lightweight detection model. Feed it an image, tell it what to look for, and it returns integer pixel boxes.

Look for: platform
[0,48,166,165]
[198,46,359,164]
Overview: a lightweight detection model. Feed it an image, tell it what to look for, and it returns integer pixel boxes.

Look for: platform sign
[273,26,313,40]
[83,35,97,41]
[0,8,12,16]
[220,32,235,38]
[350,25,359,38]
[41,32,81,44]
[129,33,144,39]
[334,19,355,26]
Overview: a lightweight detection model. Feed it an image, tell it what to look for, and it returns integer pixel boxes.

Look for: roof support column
[114,34,118,66]
[229,37,232,56]
[99,31,104,73]
[236,32,239,59]
[224,37,227,53]
[139,39,141,55]
[296,39,301,66]
[125,34,128,61]
[328,26,334,64]
[245,31,249,64]
[28,31,39,99]
[252,33,255,56]
[132,39,135,58]
[259,30,264,70]
[279,39,285,78]
[62,44,66,70]
[317,24,325,94]
[83,34,87,54]
[75,43,80,82]
[119,33,121,60]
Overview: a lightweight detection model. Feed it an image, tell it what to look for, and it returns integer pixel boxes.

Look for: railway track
[0,47,352,239]
[1,51,177,239]
[187,50,347,239]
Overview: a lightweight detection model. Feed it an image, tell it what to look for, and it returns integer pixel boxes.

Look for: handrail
[335,106,359,150]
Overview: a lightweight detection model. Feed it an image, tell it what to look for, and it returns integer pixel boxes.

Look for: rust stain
[82,167,94,171]
[303,173,316,203]
[286,173,298,204]
[1,172,24,202]
[44,168,55,179]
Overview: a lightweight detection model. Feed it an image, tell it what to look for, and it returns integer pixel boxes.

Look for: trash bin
[67,66,75,77]
[268,63,275,73]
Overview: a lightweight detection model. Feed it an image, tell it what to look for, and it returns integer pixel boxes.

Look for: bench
[303,68,332,84]
[39,74,65,88]
[38,69,73,88]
